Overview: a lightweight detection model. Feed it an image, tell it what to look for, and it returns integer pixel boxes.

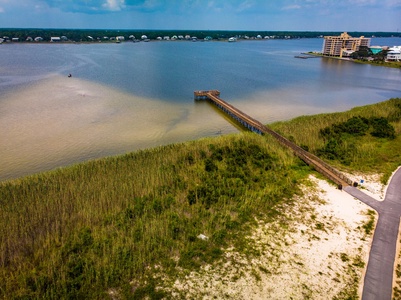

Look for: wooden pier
[194,90,357,188]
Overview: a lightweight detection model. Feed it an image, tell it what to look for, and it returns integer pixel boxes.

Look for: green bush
[370,117,395,139]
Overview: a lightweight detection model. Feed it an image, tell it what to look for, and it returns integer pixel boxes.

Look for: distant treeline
[1,28,400,42]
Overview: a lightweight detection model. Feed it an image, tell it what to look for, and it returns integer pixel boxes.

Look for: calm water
[1,37,400,181]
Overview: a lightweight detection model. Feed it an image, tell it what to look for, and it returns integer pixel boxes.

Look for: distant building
[322,32,371,58]
[369,46,383,54]
[387,46,401,61]
[116,36,125,41]
[34,37,43,42]
[26,37,33,42]
[50,37,61,42]
[0,38,4,44]
[12,38,19,42]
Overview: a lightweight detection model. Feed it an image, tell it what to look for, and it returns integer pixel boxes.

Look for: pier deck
[195,90,357,188]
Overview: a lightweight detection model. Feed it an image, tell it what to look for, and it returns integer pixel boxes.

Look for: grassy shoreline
[308,52,401,69]
[1,98,400,298]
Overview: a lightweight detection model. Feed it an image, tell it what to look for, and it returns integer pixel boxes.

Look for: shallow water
[0,38,400,181]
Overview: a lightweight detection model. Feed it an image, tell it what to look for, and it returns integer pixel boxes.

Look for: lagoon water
[1,37,400,181]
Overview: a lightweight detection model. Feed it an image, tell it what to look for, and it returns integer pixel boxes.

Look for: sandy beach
[169,176,377,299]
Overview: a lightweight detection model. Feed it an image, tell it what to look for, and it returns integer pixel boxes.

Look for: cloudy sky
[0,0,400,32]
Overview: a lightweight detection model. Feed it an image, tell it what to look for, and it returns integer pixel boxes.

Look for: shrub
[370,117,395,139]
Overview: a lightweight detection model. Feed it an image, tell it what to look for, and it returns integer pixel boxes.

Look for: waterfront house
[387,46,401,61]
[26,37,33,42]
[12,38,19,42]
[50,37,61,42]
[34,37,43,42]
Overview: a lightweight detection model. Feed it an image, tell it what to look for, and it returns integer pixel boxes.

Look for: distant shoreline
[1,28,400,44]
[306,51,401,69]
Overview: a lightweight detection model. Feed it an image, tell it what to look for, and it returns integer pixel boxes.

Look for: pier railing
[195,90,357,188]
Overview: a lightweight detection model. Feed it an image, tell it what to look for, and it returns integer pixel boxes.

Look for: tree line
[1,28,399,42]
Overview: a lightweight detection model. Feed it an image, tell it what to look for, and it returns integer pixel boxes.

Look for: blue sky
[0,0,400,32]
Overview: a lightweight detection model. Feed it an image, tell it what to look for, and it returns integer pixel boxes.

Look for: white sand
[169,176,376,299]
[343,171,387,201]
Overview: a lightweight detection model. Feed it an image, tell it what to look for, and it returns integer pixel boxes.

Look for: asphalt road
[344,167,401,300]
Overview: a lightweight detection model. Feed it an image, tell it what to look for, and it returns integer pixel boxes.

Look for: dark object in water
[68,74,72,77]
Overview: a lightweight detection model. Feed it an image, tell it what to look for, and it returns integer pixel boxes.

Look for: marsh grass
[1,98,400,298]
[0,133,307,298]
[270,98,401,183]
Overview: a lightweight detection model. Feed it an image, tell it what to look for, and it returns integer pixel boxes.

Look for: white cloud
[141,0,163,10]
[347,0,376,5]
[102,0,126,11]
[282,4,302,10]
[237,0,255,12]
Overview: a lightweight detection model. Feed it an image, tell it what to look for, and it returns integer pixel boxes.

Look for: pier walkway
[195,90,401,300]
[194,90,357,188]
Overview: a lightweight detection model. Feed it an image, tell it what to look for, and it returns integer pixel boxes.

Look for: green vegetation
[1,28,400,42]
[1,98,400,298]
[353,59,401,69]
[362,210,376,236]
[317,116,395,164]
[0,133,308,299]
[270,98,401,184]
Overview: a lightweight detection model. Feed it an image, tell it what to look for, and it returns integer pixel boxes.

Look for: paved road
[344,167,401,300]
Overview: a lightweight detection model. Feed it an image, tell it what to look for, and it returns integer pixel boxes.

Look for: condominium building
[322,32,371,58]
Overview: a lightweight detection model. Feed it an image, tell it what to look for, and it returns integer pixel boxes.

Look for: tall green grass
[1,98,400,298]
[270,98,401,182]
[0,133,307,299]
